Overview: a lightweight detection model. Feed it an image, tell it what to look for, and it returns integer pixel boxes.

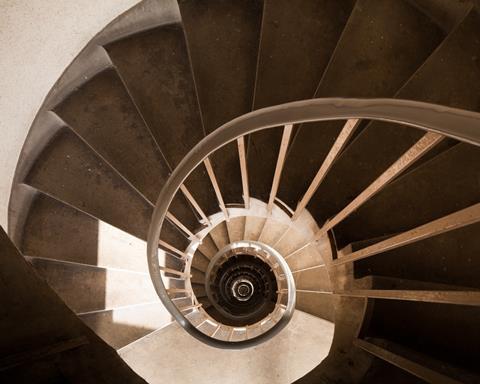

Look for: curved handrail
[147,98,480,349]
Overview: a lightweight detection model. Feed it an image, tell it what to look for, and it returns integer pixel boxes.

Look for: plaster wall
[0,0,141,229]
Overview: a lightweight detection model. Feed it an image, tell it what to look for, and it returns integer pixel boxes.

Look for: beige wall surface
[0,0,141,229]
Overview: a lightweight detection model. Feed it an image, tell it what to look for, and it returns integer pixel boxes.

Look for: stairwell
[2,0,480,383]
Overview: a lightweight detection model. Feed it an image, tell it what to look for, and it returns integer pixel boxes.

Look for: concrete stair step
[257,219,289,246]
[244,216,266,241]
[366,299,480,374]
[191,267,206,285]
[298,296,369,383]
[338,233,397,256]
[408,0,471,32]
[55,70,151,166]
[336,143,480,248]
[286,243,325,272]
[191,283,206,298]
[353,275,480,292]
[355,337,478,384]
[79,302,172,350]
[248,0,355,201]
[23,127,189,250]
[296,291,335,323]
[226,216,245,243]
[354,222,480,290]
[172,296,193,309]
[191,250,210,273]
[0,227,140,383]
[105,23,218,216]
[209,221,230,250]
[273,226,311,258]
[178,0,263,204]
[26,257,159,314]
[293,265,331,293]
[309,9,480,228]
[24,128,152,241]
[198,234,218,259]
[278,0,445,210]
[168,278,187,290]
[52,68,177,217]
[21,193,149,273]
[54,67,200,231]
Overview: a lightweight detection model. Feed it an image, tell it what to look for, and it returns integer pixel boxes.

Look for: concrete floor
[0,0,141,229]
[119,310,334,384]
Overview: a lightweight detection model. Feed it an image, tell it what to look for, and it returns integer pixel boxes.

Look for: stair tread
[191,250,209,273]
[277,0,445,209]
[178,0,262,135]
[336,143,480,248]
[354,221,480,290]
[190,267,206,285]
[106,24,203,167]
[209,221,230,250]
[287,243,325,272]
[366,299,480,373]
[357,340,444,384]
[24,128,188,250]
[79,302,171,350]
[21,193,99,267]
[294,264,331,292]
[248,0,355,201]
[178,0,263,204]
[191,282,206,298]
[225,216,246,243]
[25,128,152,241]
[0,226,146,383]
[353,275,480,292]
[244,216,266,241]
[26,256,159,314]
[258,218,289,245]
[274,226,311,257]
[295,290,335,322]
[54,69,168,204]
[197,234,218,259]
[106,24,218,216]
[21,194,148,273]
[309,9,480,227]
[408,0,471,32]
[359,337,478,384]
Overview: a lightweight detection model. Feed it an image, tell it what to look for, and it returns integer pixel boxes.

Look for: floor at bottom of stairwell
[119,310,334,384]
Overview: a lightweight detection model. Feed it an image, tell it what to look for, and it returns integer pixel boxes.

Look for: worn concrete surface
[0,0,141,229]
[80,303,172,350]
[26,257,159,313]
[120,310,334,384]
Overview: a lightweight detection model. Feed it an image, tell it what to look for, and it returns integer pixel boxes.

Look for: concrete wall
[0,0,141,229]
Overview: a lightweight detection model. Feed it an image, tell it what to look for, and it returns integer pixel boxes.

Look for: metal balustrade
[148,98,480,349]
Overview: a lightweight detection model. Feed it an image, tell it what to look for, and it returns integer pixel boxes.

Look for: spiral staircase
[3,0,480,383]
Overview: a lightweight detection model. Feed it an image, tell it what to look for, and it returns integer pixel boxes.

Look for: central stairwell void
[6,0,480,383]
